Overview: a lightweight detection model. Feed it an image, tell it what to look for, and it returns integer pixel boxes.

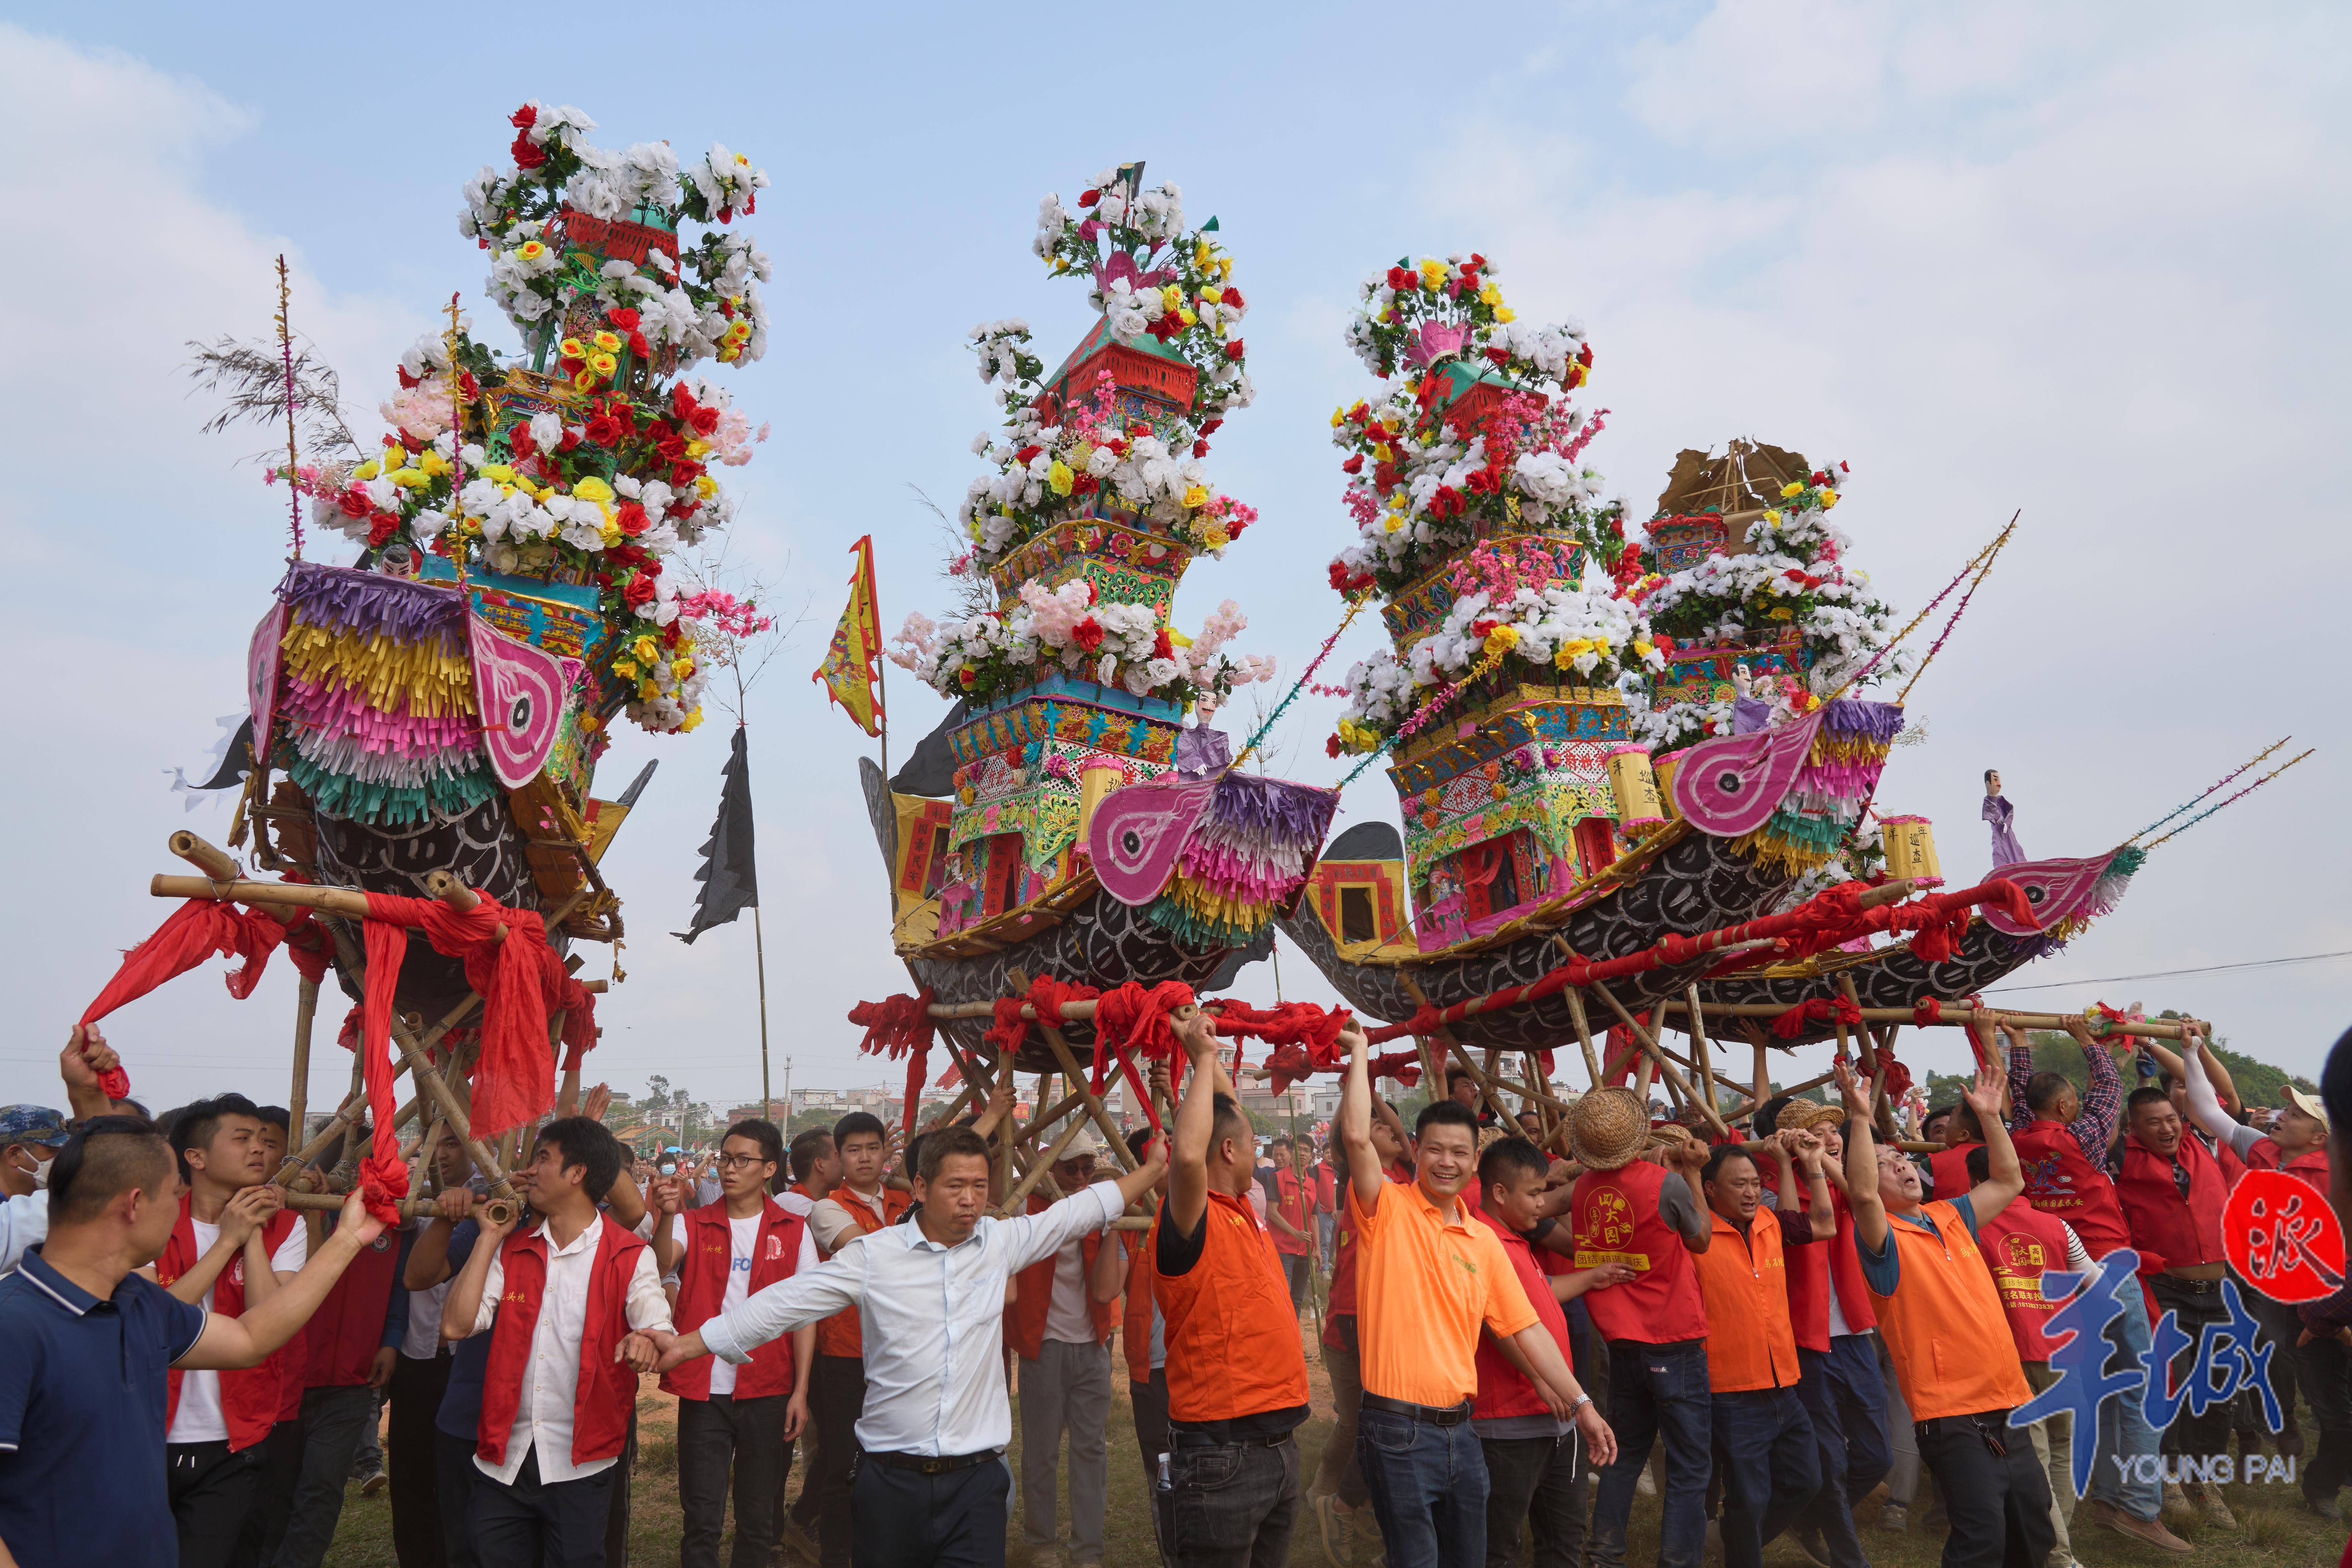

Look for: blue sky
[2,2,2345,1117]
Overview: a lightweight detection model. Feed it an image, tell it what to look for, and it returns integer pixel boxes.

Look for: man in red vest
[152,1092,307,1568]
[1266,1135,1315,1314]
[800,1111,907,1568]
[1010,1124,1120,1568]
[1966,1142,2091,1567]
[654,1119,816,1568]
[777,1124,840,1560]
[1839,1058,2055,1568]
[1567,1089,1712,1568]
[442,1116,673,1568]
[1752,1099,1892,1568]
[1474,1136,1633,1568]
[269,1123,411,1568]
[2118,1074,2249,1528]
[1996,1012,2181,1550]
[1693,1133,1836,1568]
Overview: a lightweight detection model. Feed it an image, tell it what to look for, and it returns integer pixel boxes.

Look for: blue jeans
[1796,1337,1893,1568]
[1590,1338,1711,1568]
[2086,1276,2163,1521]
[1357,1405,1488,1568]
[1712,1388,1821,1568]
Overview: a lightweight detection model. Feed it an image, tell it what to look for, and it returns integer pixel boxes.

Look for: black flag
[675,727,758,944]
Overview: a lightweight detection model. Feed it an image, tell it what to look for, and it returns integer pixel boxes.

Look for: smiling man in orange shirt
[1338,1026,1613,1568]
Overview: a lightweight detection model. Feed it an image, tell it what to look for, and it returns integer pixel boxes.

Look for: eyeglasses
[716,1153,771,1171]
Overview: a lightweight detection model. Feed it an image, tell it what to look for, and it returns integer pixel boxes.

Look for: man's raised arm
[653,1245,869,1375]
[1336,1021,1385,1214]
[1834,1060,1889,1252]
[1168,1007,1223,1240]
[1962,1060,2025,1224]
[175,1190,387,1371]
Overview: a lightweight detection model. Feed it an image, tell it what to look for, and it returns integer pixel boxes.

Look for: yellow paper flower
[1494,306,1516,324]
[593,331,623,353]
[1780,481,1803,499]
[1634,639,1655,658]
[639,678,659,701]
[671,658,694,680]
[387,468,427,490]
[478,462,514,483]
[588,352,619,378]
[353,459,381,481]
[612,659,640,680]
[1048,461,1075,497]
[1169,628,1193,649]
[1763,508,1782,527]
[1330,406,1346,428]
[1200,286,1224,305]
[1418,259,1447,290]
[573,370,597,392]
[1482,624,1521,656]
[419,449,451,478]
[1819,489,1839,509]
[1477,282,1501,306]
[1202,527,1229,550]
[1181,484,1208,509]
[680,708,703,732]
[686,439,711,459]
[694,475,718,499]
[1178,308,1196,327]
[1383,513,1406,534]
[573,477,615,505]
[633,635,658,664]
[516,240,548,263]
[1219,256,1234,280]
[1161,284,1184,312]
[1770,606,1795,621]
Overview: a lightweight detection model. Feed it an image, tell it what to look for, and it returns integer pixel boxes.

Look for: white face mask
[11,1149,52,1190]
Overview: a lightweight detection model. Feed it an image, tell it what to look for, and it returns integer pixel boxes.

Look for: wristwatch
[1567,1392,1591,1414]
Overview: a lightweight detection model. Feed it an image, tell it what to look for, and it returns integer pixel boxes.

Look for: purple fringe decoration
[1208,772,1340,846]
[276,561,467,653]
[1820,698,1904,744]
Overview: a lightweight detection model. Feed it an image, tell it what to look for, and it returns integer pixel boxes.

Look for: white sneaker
[1637,1467,1657,1497]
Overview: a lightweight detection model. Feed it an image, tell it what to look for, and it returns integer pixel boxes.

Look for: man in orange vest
[1154,1005,1315,1565]
[1011,1124,1121,1568]
[1341,1023,1608,1568]
[1693,1132,1837,1568]
[801,1111,908,1568]
[1965,1142,2090,1567]
[1838,1058,2055,1567]
[654,1119,817,1568]
[1567,1089,1713,1568]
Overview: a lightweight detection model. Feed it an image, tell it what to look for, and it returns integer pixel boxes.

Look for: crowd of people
[3,1010,2350,1568]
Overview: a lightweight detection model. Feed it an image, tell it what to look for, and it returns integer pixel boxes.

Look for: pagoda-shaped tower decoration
[888,162,1290,950]
[1325,253,1666,951]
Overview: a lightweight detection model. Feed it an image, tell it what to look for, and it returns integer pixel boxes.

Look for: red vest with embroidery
[1976,1197,2072,1362]
[1471,1208,1577,1420]
[160,1198,302,1452]
[2248,1139,2331,1189]
[1760,1166,1877,1351]
[1009,1191,1117,1360]
[662,1198,807,1401]
[1569,1160,1708,1345]
[814,1188,910,1359]
[2009,1121,2132,1257]
[300,1219,402,1388]
[475,1219,648,1468]
[2116,1132,2241,1272]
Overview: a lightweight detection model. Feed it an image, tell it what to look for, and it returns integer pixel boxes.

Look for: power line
[1983,949,2352,995]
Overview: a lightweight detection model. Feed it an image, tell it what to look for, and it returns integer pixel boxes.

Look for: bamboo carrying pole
[278,1189,518,1226]
[1589,979,1730,1137]
[1649,1000,2211,1040]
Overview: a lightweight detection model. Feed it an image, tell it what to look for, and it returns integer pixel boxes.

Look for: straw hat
[1568,1087,1653,1171]
[2282,1084,2330,1129]
[1778,1099,1849,1133]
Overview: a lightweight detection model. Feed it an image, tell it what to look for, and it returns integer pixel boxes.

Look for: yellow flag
[812,535,884,737]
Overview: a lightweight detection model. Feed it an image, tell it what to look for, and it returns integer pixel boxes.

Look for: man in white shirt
[443,1117,673,1568]
[639,1125,1168,1568]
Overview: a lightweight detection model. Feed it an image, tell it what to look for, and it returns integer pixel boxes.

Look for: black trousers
[470,1448,615,1568]
[2148,1277,2234,1463]
[1132,1371,1171,1473]
[169,1439,266,1568]
[808,1355,867,1568]
[1914,1410,2055,1568]
[434,1429,481,1568]
[850,1457,1010,1568]
[389,1354,453,1568]
[678,1393,794,1568]
[230,1418,304,1568]
[604,1406,637,1568]
[2295,1328,2352,1501]
[1479,1432,1583,1568]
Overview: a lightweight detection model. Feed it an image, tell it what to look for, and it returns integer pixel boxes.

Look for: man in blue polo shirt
[0,1117,390,1568]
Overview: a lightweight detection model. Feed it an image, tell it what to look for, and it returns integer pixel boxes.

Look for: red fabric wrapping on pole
[359,892,564,1143]
[79,898,308,1102]
[348,915,414,1225]
[1370,1049,1423,1087]
[1911,998,1943,1027]
[1770,996,1862,1040]
[846,990,940,1136]
[984,997,1030,1056]
[1091,981,1192,1064]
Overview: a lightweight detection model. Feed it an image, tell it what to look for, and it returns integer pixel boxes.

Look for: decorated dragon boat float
[86,104,785,1218]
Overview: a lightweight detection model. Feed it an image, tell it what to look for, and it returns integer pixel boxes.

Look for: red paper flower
[395,365,421,390]
[366,512,399,547]
[607,307,641,330]
[1221,288,1244,312]
[1191,439,1208,458]
[1078,189,1100,207]
[1326,734,1344,758]
[1153,628,1173,660]
[622,572,657,609]
[615,502,649,536]
[1071,617,1105,653]
[1015,445,1042,465]
[1341,454,1364,475]
[584,411,627,447]
[510,131,545,170]
[1223,339,1245,361]
[510,104,538,130]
